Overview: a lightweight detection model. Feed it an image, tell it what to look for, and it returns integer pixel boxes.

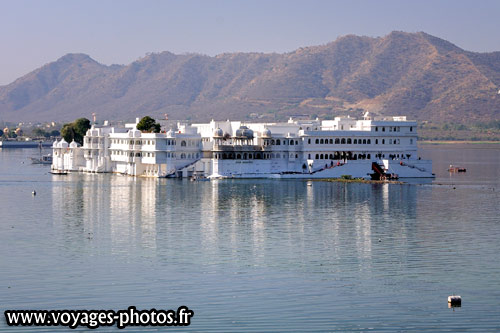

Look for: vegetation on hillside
[32,127,60,138]
[419,121,500,141]
[0,32,498,124]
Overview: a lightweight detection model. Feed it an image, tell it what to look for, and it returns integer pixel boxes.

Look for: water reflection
[51,176,419,274]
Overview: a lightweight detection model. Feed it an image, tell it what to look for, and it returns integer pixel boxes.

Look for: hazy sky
[1,0,499,85]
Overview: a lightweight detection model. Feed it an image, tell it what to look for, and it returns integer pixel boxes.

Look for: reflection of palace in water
[52,175,418,269]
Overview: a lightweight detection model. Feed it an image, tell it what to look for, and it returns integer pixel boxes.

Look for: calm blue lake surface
[1,144,499,331]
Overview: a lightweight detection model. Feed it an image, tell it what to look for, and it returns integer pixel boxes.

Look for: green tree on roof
[61,118,91,145]
[136,116,161,133]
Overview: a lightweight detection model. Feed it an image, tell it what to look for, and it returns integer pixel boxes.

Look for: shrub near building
[136,116,161,133]
[61,118,91,145]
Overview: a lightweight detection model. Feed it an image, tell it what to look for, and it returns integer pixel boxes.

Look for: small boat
[448,165,466,172]
[31,142,52,164]
[190,174,210,181]
[31,154,53,164]
[50,169,67,175]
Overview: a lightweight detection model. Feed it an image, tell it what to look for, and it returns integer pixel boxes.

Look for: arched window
[329,154,334,159]
[276,139,280,145]
[382,139,385,144]
[320,154,324,159]
[341,138,346,144]
[181,140,186,146]
[271,139,275,145]
[243,153,247,159]
[237,154,241,159]
[308,139,311,144]
[295,140,298,145]
[320,139,324,144]
[367,139,371,144]
[347,138,352,144]
[335,138,340,144]
[354,139,357,144]
[290,140,294,145]
[181,153,186,159]
[316,139,319,144]
[315,154,319,159]
[329,139,333,144]
[308,154,311,159]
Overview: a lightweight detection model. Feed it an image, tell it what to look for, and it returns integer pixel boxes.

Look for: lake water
[1,144,499,331]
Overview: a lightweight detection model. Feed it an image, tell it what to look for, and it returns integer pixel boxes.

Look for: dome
[235,126,254,139]
[213,127,223,137]
[58,138,68,148]
[69,140,79,148]
[262,128,272,138]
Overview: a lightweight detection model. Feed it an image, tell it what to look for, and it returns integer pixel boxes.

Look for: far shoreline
[419,140,500,144]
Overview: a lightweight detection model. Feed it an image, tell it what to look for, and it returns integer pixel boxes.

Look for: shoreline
[312,178,404,185]
[419,140,500,144]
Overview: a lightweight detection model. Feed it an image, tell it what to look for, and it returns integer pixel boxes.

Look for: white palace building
[51,114,434,179]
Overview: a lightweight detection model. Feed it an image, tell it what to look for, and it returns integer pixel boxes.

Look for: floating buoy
[448,295,461,307]
[32,190,36,196]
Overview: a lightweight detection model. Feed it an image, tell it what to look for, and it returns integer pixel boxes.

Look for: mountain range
[0,31,499,123]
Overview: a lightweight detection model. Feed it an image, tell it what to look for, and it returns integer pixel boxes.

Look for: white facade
[52,115,434,179]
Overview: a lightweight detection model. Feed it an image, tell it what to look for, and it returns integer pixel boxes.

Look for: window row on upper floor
[374,126,412,132]
[308,138,372,145]
[261,139,301,146]
[307,138,410,145]
[109,138,200,146]
[109,150,200,159]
